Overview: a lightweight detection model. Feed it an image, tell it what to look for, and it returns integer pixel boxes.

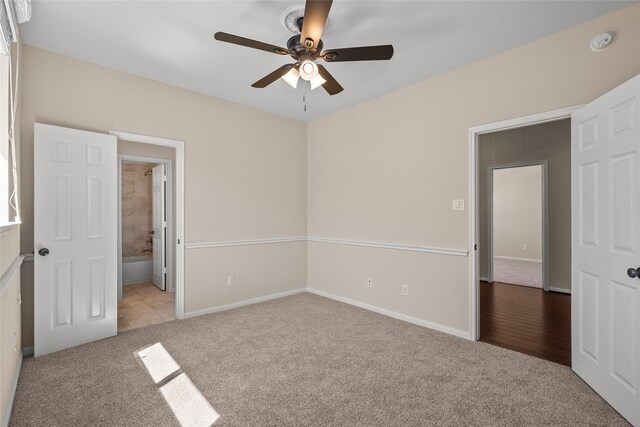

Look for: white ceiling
[21,1,635,122]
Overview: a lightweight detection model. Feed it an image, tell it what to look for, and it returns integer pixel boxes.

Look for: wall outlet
[401,284,409,296]
[452,199,465,211]
[227,275,235,287]
[523,244,528,250]
[367,278,373,288]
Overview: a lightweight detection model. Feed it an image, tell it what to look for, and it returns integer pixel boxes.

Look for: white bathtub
[122,256,153,284]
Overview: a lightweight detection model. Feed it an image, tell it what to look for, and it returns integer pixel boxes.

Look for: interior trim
[184,288,307,318]
[493,255,542,263]
[307,288,471,340]
[549,286,571,294]
[185,287,470,341]
[468,105,583,341]
[308,237,469,256]
[0,255,25,293]
[185,236,307,249]
[184,236,469,256]
[0,221,20,234]
[110,129,186,320]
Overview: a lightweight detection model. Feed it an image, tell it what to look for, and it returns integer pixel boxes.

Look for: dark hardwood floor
[480,281,571,366]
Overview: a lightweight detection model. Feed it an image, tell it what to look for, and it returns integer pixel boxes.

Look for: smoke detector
[590,32,615,51]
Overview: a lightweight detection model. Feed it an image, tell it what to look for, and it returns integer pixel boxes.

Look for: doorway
[489,162,547,289]
[470,113,573,366]
[118,156,174,332]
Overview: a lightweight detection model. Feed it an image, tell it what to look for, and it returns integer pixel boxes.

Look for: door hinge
[163,267,167,273]
[163,176,167,182]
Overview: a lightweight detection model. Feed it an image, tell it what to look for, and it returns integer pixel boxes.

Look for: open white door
[152,164,166,291]
[572,74,640,425]
[34,124,118,356]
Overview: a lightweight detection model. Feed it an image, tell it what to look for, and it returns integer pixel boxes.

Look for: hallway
[480,281,571,366]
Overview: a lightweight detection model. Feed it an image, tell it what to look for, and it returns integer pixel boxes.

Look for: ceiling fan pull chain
[303,83,308,112]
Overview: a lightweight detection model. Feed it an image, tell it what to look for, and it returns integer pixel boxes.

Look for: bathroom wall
[122,162,153,258]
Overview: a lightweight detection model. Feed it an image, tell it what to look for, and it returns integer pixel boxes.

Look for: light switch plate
[452,199,465,211]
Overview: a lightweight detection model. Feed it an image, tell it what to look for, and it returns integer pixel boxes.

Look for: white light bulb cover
[281,68,300,88]
[299,60,319,81]
[310,74,326,90]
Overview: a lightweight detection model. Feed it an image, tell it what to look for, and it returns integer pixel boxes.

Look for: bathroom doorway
[117,153,175,331]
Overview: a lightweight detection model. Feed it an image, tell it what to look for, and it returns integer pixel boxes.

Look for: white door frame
[110,131,185,320]
[468,106,580,341]
[487,160,549,291]
[117,155,173,294]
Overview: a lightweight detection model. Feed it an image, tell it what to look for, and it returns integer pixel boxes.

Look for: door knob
[38,248,50,257]
[627,267,640,278]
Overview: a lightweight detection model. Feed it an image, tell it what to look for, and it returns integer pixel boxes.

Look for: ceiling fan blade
[214,32,289,55]
[317,64,343,95]
[251,65,294,88]
[300,0,333,50]
[322,45,394,62]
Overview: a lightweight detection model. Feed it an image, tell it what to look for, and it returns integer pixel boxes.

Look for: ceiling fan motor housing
[287,34,323,58]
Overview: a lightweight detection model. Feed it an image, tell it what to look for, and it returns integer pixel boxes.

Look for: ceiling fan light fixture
[310,74,326,90]
[299,59,319,81]
[282,67,300,88]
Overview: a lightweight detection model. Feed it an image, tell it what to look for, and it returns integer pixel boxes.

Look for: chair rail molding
[184,236,469,257]
[308,236,469,256]
[0,255,24,292]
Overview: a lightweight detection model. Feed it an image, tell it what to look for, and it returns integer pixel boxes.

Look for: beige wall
[19,45,307,347]
[478,119,571,290]
[1,226,22,426]
[493,165,543,261]
[307,5,640,333]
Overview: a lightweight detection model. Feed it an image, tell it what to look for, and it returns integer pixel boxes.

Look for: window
[0,42,20,228]
[1,52,10,225]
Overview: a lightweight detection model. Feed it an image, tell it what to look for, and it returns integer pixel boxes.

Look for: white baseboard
[479,276,491,282]
[494,255,542,263]
[22,346,33,357]
[184,288,307,319]
[307,288,470,340]
[549,286,571,294]
[2,351,23,427]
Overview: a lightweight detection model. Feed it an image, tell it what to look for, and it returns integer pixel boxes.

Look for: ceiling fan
[214,0,394,95]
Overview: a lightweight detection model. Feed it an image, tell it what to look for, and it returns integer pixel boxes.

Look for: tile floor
[118,282,175,332]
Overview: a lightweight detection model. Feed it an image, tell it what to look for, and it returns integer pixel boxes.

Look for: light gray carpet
[10,293,627,426]
[494,257,543,288]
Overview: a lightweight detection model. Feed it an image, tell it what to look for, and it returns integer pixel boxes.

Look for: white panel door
[152,164,166,291]
[572,74,640,425]
[34,124,117,357]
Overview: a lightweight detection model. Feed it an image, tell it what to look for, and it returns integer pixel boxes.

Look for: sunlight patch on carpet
[137,343,220,426]
[160,373,220,427]
[138,343,181,384]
